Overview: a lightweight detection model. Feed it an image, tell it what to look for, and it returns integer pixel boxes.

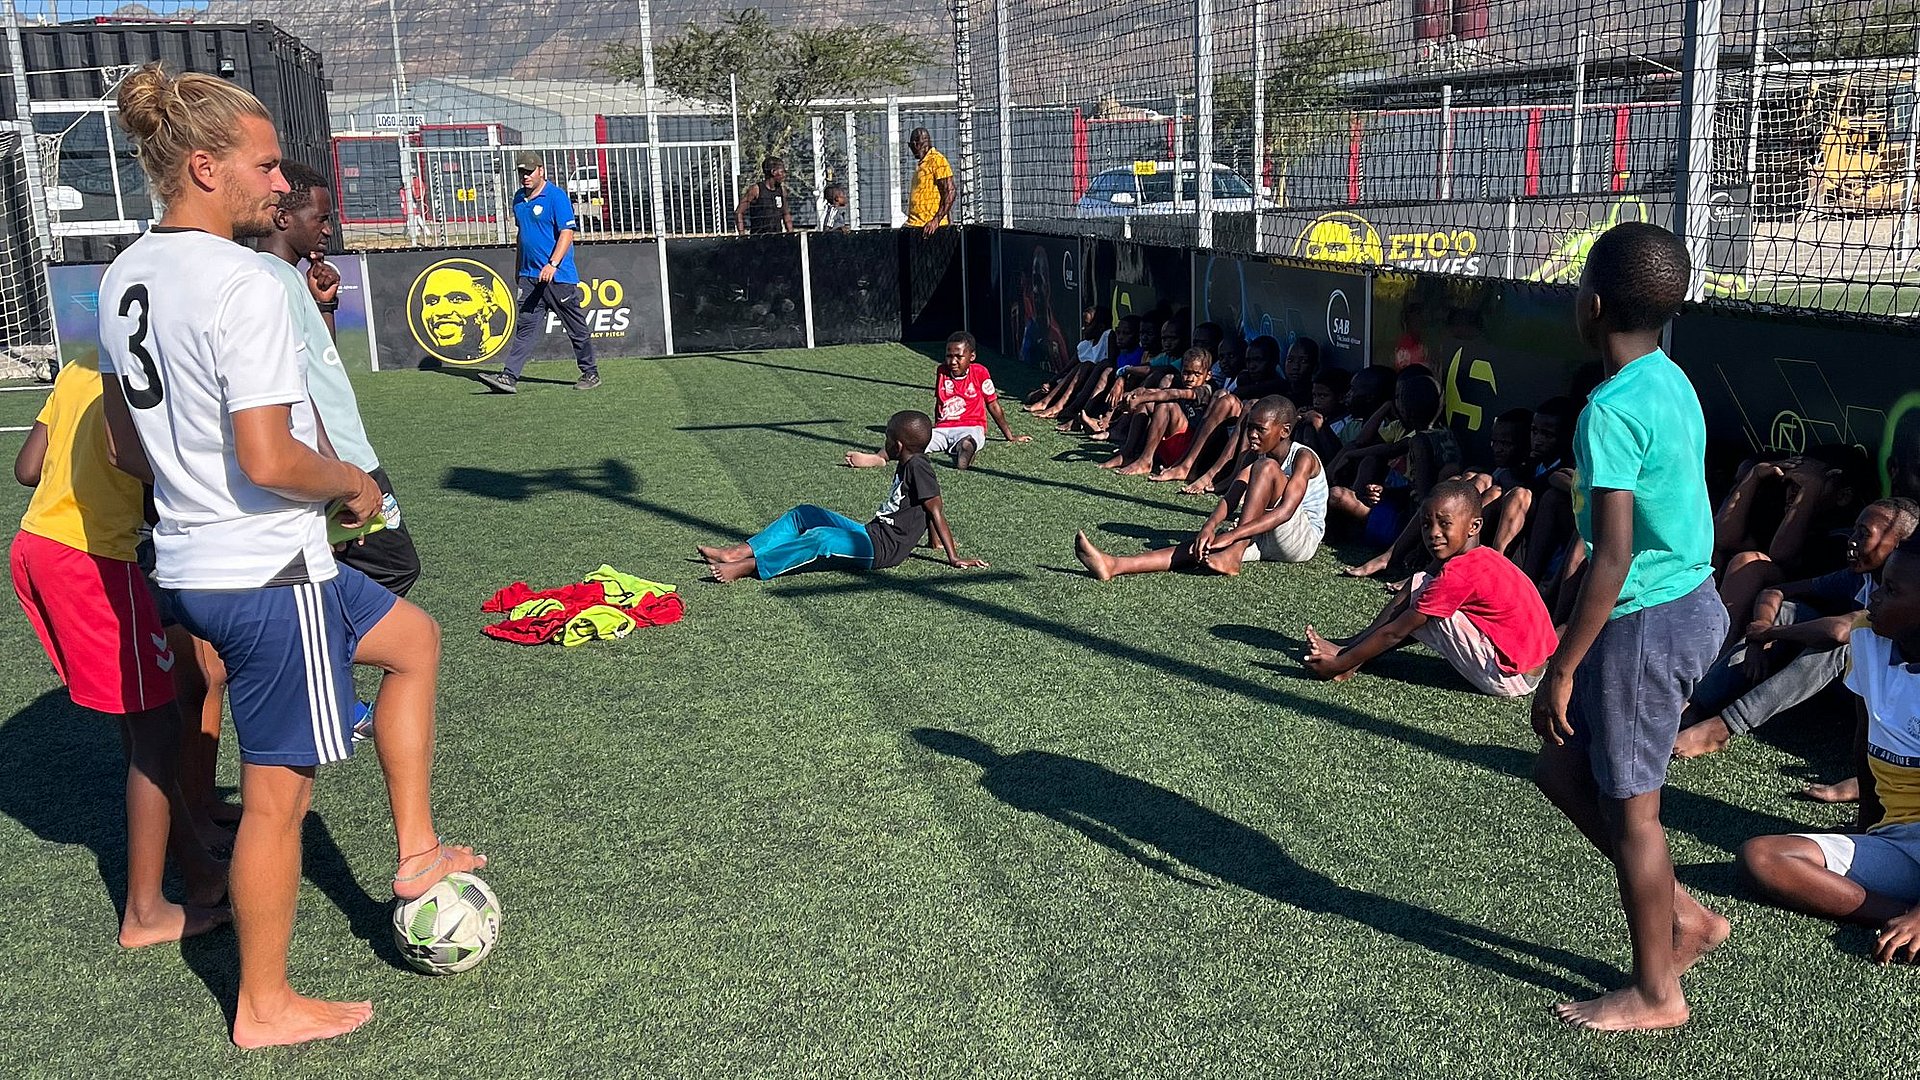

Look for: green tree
[604,9,933,190]
[1212,26,1383,204]
[1809,0,1918,59]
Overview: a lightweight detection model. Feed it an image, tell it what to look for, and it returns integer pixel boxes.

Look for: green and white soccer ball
[392,872,501,975]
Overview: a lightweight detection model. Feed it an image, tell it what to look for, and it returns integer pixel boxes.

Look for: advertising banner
[996,231,1083,370]
[1083,237,1192,333]
[664,235,805,354]
[51,254,376,371]
[1195,254,1368,371]
[365,242,665,370]
[1257,188,1752,297]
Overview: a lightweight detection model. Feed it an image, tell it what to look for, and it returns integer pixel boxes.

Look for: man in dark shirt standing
[476,150,599,393]
[735,157,794,235]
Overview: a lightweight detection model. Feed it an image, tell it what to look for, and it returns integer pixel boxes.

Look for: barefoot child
[1098,348,1216,476]
[10,353,230,948]
[1074,396,1325,579]
[1302,481,1555,696]
[847,332,1028,471]
[1529,222,1727,1032]
[709,410,987,581]
[1739,538,1920,964]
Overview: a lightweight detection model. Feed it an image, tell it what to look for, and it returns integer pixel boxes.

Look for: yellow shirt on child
[18,358,146,563]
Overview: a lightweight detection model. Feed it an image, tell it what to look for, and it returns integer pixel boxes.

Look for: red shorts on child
[1155,429,1195,468]
[10,529,176,714]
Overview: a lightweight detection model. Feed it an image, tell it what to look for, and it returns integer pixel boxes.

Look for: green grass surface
[0,344,1900,1078]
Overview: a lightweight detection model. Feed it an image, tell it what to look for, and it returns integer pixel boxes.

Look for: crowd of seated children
[1097,348,1218,476]
[1713,444,1875,637]
[1074,395,1326,579]
[1481,396,1580,598]
[1149,335,1293,492]
[1324,366,1466,567]
[1027,308,1121,421]
[1303,480,1556,698]
[1081,314,1195,437]
[1674,497,1920,762]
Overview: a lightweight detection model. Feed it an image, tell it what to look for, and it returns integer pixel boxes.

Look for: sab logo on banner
[407,258,516,366]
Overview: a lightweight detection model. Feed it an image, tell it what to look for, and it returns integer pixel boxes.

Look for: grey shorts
[927,426,986,458]
[1568,577,1726,798]
[1236,510,1323,565]
[1797,822,1920,905]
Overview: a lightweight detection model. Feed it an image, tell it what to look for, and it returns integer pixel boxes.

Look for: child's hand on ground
[1531,668,1576,745]
[1007,434,1032,443]
[949,557,989,569]
[1875,907,1920,964]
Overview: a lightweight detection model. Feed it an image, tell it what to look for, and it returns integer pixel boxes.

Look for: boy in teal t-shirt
[1531,223,1728,1033]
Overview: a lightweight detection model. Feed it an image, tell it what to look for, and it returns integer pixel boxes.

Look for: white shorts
[1407,571,1543,698]
[1795,821,1920,904]
[928,426,986,458]
[1237,511,1323,565]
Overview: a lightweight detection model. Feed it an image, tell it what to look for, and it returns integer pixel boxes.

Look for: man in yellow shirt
[905,127,955,236]
[10,355,228,948]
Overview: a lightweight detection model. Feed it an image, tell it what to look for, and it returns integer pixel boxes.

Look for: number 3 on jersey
[117,284,164,409]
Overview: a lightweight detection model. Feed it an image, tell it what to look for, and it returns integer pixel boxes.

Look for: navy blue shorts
[1568,577,1726,798]
[171,565,398,767]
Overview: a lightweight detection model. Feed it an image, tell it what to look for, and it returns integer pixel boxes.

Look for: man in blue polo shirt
[476,150,600,393]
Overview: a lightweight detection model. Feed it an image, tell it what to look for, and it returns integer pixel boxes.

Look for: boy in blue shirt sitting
[1530,222,1728,1032]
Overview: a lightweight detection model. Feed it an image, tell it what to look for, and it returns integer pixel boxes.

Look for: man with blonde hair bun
[98,62,485,1050]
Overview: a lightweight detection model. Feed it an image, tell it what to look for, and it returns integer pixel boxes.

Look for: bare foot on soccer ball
[119,901,231,949]
[1551,987,1689,1032]
[1149,467,1189,483]
[697,543,751,563]
[232,992,374,1050]
[1074,532,1115,581]
[1673,905,1731,974]
[844,451,888,468]
[392,841,486,901]
[1799,777,1861,803]
[1115,460,1153,476]
[1673,717,1733,759]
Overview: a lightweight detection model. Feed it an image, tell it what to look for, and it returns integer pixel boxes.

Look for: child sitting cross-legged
[1073,395,1325,579]
[702,410,987,582]
[1303,480,1556,697]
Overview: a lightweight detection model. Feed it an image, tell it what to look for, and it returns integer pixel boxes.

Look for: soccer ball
[392,872,501,975]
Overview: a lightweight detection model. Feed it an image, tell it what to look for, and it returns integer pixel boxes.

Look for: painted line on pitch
[0,426,30,433]
[0,384,52,392]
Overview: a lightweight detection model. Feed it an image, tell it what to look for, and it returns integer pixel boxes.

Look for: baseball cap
[514,151,543,172]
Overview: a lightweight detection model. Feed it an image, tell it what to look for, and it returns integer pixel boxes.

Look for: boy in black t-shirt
[699,411,987,582]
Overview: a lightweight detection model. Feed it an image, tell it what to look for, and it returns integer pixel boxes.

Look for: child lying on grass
[703,410,987,582]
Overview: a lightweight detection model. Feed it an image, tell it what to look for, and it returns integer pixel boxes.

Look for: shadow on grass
[701,352,926,390]
[914,727,1618,996]
[443,458,744,539]
[677,419,867,453]
[776,574,1813,861]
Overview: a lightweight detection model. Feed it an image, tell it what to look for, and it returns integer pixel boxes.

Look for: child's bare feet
[1798,777,1860,803]
[1672,717,1732,759]
[1098,454,1125,469]
[697,543,751,563]
[1056,419,1081,434]
[1073,532,1115,581]
[1149,467,1189,483]
[119,901,231,949]
[843,450,887,468]
[1551,986,1689,1032]
[1673,905,1731,974]
[392,841,487,901]
[955,437,979,471]
[1340,556,1390,578]
[705,558,757,584]
[232,992,374,1050]
[1179,477,1217,496]
[1199,548,1243,576]
[1114,460,1153,476]
[1303,625,1356,682]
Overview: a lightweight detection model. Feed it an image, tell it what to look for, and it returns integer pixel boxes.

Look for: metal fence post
[636,0,670,239]
[1251,0,1264,252]
[5,0,55,265]
[994,0,1012,227]
[1898,27,1920,251]
[1677,0,1723,303]
[728,73,742,213]
[1570,28,1587,194]
[845,111,861,226]
[887,94,904,228]
[1194,0,1214,249]
[1439,83,1454,201]
[1745,0,1766,183]
[811,114,826,226]
[952,0,977,225]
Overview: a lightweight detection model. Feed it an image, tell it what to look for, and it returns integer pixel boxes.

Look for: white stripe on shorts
[294,583,348,764]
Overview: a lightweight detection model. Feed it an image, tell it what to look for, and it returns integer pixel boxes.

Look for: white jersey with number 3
[98,227,335,590]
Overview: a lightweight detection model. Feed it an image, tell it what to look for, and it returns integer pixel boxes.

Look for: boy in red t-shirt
[846,331,1029,471]
[1305,481,1556,697]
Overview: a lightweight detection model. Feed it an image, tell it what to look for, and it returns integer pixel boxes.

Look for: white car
[1076,163,1258,217]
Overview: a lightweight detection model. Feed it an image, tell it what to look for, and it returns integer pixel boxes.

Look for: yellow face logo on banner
[1293,212,1384,266]
[408,258,515,365]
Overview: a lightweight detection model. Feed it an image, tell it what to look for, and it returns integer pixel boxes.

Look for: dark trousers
[502,277,598,378]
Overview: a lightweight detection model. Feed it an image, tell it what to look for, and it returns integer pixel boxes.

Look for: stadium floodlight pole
[1194,0,1214,249]
[3,0,54,264]
[1675,0,1722,303]
[634,0,670,240]
[1570,29,1587,194]
[952,0,977,225]
[994,0,1012,227]
[1744,0,1766,183]
[1251,0,1265,253]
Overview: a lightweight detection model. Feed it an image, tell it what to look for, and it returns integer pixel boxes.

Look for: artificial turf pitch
[0,343,1906,1078]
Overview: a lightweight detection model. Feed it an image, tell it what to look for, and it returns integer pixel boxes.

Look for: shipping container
[14,19,332,259]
